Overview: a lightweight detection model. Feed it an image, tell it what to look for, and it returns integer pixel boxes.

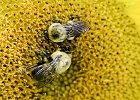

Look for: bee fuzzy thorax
[48,23,67,42]
[51,50,72,74]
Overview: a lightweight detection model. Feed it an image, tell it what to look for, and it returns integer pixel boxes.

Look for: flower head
[0,0,140,100]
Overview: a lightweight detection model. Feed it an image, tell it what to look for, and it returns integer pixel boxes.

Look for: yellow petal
[117,0,140,31]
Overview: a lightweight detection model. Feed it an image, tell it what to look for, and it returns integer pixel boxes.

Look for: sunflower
[0,0,140,100]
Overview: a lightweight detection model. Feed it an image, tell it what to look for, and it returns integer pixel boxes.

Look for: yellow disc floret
[0,0,140,100]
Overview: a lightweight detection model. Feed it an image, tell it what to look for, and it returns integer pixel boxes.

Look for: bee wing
[36,73,58,88]
[33,55,62,82]
[65,21,90,37]
[16,62,45,73]
[32,64,54,81]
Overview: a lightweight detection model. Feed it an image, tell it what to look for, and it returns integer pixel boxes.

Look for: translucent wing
[16,62,45,73]
[35,73,58,88]
[32,55,62,83]
[64,21,90,37]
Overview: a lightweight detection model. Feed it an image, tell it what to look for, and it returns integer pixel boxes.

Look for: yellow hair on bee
[48,23,67,42]
[51,50,72,74]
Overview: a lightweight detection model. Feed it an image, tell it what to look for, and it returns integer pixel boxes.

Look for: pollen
[0,0,140,100]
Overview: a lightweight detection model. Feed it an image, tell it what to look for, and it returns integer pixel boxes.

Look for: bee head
[48,23,67,42]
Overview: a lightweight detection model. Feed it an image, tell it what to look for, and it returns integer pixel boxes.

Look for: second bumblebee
[17,49,72,87]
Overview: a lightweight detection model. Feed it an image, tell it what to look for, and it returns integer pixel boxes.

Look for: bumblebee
[17,49,72,87]
[44,16,90,42]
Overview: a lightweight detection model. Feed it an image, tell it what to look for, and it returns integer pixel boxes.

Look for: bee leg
[57,42,70,53]
[57,42,63,48]
[44,24,51,41]
[67,40,77,48]
[35,49,53,62]
[60,46,71,54]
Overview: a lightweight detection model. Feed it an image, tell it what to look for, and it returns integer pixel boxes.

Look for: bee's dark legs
[67,40,77,48]
[60,47,71,54]
[57,42,63,48]
[35,49,53,62]
[56,42,70,53]
[57,40,76,54]
[44,29,49,40]
[60,46,72,54]
[44,25,50,40]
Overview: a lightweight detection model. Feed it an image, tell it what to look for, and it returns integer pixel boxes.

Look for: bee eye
[52,30,60,39]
